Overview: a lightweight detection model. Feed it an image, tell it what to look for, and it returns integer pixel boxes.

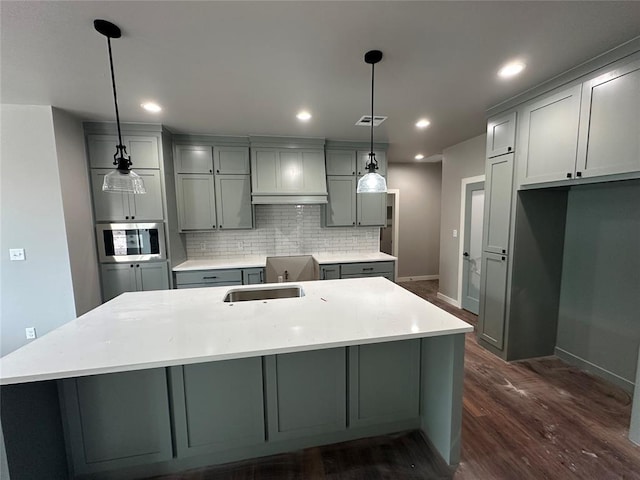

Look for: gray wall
[556,181,640,389]
[0,105,77,356]
[438,134,486,301]
[52,108,101,316]
[387,162,442,279]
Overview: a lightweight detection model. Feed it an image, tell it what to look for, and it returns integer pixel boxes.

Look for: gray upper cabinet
[176,174,217,230]
[101,262,169,301]
[175,145,213,174]
[214,174,253,229]
[91,169,164,222]
[576,59,640,178]
[325,176,357,226]
[518,84,582,186]
[357,150,387,176]
[486,112,516,158]
[59,368,173,475]
[357,189,386,227]
[87,135,160,169]
[478,252,508,350]
[214,146,250,175]
[174,143,252,231]
[483,153,514,255]
[326,150,356,175]
[251,148,327,202]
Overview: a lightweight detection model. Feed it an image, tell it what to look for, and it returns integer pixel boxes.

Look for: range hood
[250,136,328,205]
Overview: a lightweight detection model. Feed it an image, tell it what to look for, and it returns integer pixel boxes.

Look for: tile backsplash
[185,205,380,258]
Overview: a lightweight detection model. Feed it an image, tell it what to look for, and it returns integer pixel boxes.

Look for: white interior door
[461,181,485,314]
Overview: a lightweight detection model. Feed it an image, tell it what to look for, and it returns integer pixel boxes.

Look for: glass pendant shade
[102,169,146,194]
[357,172,387,193]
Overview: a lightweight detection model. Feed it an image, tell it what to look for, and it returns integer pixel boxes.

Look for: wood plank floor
[151,280,640,480]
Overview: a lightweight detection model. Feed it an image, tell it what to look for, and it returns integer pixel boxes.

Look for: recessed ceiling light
[416,119,430,128]
[296,111,312,121]
[141,102,162,113]
[498,61,526,78]
[415,154,425,160]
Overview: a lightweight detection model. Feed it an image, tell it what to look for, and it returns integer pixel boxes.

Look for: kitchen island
[0,277,472,480]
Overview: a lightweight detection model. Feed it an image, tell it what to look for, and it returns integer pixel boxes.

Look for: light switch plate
[453,230,458,238]
[10,248,25,261]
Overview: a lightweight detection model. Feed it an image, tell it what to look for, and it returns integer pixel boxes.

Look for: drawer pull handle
[362,267,374,271]
[203,276,218,279]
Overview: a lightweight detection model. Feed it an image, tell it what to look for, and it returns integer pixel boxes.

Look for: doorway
[460,180,485,314]
[380,189,399,280]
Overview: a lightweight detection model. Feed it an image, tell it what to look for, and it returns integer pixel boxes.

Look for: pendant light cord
[106,37,124,152]
[369,62,375,168]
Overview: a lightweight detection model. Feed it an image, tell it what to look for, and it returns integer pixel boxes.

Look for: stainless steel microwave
[97,223,166,263]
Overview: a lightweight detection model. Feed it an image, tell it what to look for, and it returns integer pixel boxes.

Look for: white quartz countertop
[0,277,471,385]
[173,252,397,271]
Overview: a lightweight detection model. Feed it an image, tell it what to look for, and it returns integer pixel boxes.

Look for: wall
[52,108,101,316]
[0,105,77,356]
[438,134,486,302]
[387,162,442,279]
[556,181,640,390]
[186,204,379,258]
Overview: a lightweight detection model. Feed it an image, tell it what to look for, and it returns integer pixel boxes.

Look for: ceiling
[2,1,640,164]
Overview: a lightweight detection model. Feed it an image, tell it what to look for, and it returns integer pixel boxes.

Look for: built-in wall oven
[97,223,166,263]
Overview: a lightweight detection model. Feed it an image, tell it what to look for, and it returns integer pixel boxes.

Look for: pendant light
[94,19,146,194]
[356,50,387,194]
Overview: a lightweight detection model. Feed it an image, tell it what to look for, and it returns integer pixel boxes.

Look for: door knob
[463,252,469,257]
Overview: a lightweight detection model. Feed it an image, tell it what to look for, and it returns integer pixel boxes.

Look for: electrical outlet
[200,243,206,251]
[10,248,25,261]
[237,241,244,251]
[25,327,36,339]
[453,230,458,238]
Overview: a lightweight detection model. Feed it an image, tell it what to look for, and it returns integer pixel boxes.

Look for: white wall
[438,134,486,301]
[1,105,76,356]
[387,162,442,279]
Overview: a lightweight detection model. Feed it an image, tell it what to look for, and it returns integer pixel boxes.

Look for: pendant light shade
[356,50,387,194]
[94,19,146,195]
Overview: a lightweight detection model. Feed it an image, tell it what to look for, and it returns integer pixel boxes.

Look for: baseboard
[436,292,461,308]
[554,347,635,393]
[397,275,439,282]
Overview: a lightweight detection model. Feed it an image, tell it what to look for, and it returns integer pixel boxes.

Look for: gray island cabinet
[0,278,471,480]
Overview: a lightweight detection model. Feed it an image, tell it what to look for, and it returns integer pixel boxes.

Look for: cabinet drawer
[340,262,394,276]
[175,269,242,286]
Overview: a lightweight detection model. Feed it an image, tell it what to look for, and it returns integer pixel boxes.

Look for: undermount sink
[224,285,305,303]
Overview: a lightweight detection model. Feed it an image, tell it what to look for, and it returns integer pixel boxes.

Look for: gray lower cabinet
[101,262,169,301]
[242,267,265,285]
[320,264,340,280]
[91,169,164,222]
[478,252,508,350]
[59,368,172,475]
[169,358,265,457]
[341,261,395,281]
[175,269,242,289]
[348,340,421,428]
[264,348,346,441]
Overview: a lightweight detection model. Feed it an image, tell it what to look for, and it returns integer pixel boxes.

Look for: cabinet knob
[502,249,506,254]
[358,222,361,225]
[130,264,134,268]
[125,216,129,219]
[566,173,572,178]
[219,225,222,229]
[209,169,213,173]
[576,171,582,178]
[136,264,139,268]
[501,256,506,261]
[352,171,355,175]
[131,216,135,220]
[216,169,220,174]
[213,225,216,229]
[353,222,356,225]
[507,147,512,152]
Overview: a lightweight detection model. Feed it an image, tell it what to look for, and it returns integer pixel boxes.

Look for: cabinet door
[124,136,159,169]
[478,252,508,350]
[214,146,250,174]
[577,60,640,178]
[265,348,346,441]
[169,359,265,457]
[137,263,169,292]
[100,263,137,301]
[325,176,356,226]
[129,170,164,221]
[357,188,386,226]
[320,264,340,280]
[519,84,582,185]
[300,150,328,193]
[242,268,264,285]
[214,175,253,229]
[357,150,386,176]
[60,369,172,475]
[348,340,420,428]
[483,153,513,255]
[87,135,120,169]
[91,169,130,221]
[176,174,216,231]
[326,150,356,176]
[486,112,516,158]
[251,149,278,193]
[174,145,213,174]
